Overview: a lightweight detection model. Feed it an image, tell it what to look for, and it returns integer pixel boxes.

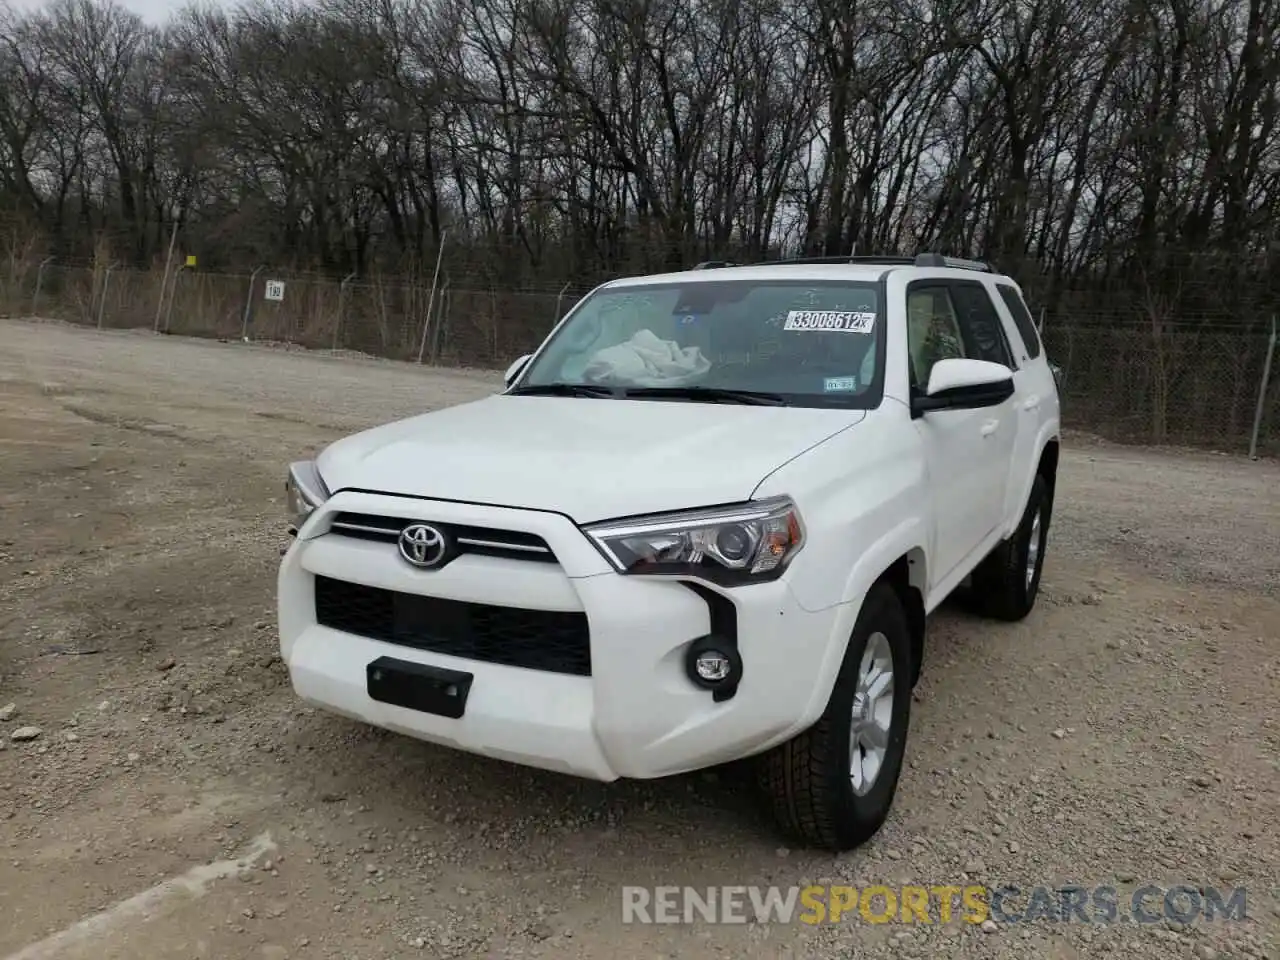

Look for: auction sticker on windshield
[784,310,876,333]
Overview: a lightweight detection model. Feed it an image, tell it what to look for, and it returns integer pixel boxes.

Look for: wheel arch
[1004,431,1061,538]
[798,527,930,730]
[1037,437,1060,508]
[881,549,927,687]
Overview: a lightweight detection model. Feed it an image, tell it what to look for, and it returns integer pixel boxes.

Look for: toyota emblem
[398,523,448,569]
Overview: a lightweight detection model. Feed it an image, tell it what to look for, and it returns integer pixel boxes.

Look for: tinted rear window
[995,284,1042,359]
[951,281,1015,367]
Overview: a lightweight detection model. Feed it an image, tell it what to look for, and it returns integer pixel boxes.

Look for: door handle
[1023,396,1040,412]
[981,419,999,437]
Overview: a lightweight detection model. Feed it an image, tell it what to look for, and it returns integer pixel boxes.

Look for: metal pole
[241,265,263,340]
[32,256,54,316]
[163,265,185,333]
[1037,307,1046,336]
[96,262,117,329]
[1248,315,1277,461]
[555,281,570,324]
[429,277,451,363]
[416,230,447,364]
[334,271,356,351]
[153,217,179,331]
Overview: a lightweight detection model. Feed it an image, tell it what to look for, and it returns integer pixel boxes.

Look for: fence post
[163,265,185,333]
[241,265,264,340]
[1248,315,1277,461]
[96,262,118,329]
[32,256,54,316]
[555,281,571,324]
[154,217,179,332]
[416,230,447,364]
[334,271,356,351]
[429,277,451,364]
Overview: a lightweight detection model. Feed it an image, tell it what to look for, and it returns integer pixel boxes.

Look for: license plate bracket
[366,657,472,719]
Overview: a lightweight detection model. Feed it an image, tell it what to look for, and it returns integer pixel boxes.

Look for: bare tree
[0,0,1274,315]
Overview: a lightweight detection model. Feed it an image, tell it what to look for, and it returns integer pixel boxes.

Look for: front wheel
[759,581,913,851]
[969,474,1051,621]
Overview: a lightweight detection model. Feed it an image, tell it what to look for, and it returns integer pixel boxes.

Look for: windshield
[514,279,884,407]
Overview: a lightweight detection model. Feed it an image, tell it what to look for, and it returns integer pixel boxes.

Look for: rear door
[987,280,1058,519]
[943,279,1020,548]
[990,279,1057,411]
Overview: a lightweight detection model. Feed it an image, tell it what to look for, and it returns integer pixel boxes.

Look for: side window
[950,281,1015,368]
[995,283,1042,359]
[906,285,966,388]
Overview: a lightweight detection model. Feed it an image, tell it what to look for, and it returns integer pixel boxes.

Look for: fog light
[694,650,732,682]
[684,635,743,698]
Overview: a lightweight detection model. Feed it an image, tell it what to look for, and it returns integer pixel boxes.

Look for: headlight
[583,496,804,586]
[286,460,330,532]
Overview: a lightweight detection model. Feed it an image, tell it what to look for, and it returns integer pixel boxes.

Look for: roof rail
[913,252,990,271]
[687,252,991,272]
[773,255,918,266]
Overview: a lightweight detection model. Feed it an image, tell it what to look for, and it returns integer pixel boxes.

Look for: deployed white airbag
[583,329,711,386]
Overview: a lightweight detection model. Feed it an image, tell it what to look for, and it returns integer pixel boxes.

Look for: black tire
[760,581,913,852]
[969,474,1051,621]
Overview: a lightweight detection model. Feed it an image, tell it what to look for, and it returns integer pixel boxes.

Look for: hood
[316,395,864,523]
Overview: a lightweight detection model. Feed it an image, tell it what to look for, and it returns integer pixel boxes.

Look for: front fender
[755,409,930,733]
[790,517,928,731]
[758,411,924,613]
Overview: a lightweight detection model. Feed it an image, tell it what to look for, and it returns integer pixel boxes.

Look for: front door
[906,281,1017,588]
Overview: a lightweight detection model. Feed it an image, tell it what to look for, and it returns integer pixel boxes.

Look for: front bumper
[278,491,842,780]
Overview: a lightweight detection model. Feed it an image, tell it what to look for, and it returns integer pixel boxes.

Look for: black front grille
[326,512,557,564]
[314,576,591,676]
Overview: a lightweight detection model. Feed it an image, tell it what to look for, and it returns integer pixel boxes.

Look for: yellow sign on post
[185,255,197,268]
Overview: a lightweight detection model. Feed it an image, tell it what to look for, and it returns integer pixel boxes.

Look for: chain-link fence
[2,261,1276,456]
[1,261,590,361]
[1041,320,1277,455]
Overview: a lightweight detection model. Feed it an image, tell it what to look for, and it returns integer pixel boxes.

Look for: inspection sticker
[784,310,876,333]
[824,376,858,392]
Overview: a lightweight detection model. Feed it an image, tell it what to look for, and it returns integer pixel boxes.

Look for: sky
[11,0,215,24]
[125,0,178,19]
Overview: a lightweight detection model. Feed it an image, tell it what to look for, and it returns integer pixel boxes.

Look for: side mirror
[911,358,1014,418]
[503,354,532,388]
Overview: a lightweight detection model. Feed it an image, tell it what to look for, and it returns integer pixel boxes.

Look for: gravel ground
[1,318,1277,960]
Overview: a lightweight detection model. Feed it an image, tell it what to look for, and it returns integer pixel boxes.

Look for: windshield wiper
[621,385,788,406]
[507,382,616,399]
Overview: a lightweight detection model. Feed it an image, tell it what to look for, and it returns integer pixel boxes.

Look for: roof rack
[772,255,918,266]
[689,252,991,272]
[911,253,991,272]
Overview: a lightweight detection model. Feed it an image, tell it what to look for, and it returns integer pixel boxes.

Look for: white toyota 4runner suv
[279,253,1061,851]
